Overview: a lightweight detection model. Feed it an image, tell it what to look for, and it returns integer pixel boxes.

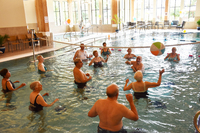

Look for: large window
[169,0,181,20]
[120,0,125,23]
[156,0,165,21]
[134,0,141,21]
[81,0,89,24]
[63,1,69,23]
[184,0,197,21]
[144,0,153,21]
[102,0,111,24]
[53,1,61,26]
[120,0,130,23]
[72,1,78,24]
[91,0,99,24]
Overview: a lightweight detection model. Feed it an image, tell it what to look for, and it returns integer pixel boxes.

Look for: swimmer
[73,43,93,61]
[89,50,109,67]
[126,56,144,73]
[164,47,180,62]
[123,69,165,99]
[124,48,136,59]
[37,55,52,78]
[101,42,112,56]
[88,84,138,132]
[73,58,92,89]
[0,68,26,106]
[29,81,59,112]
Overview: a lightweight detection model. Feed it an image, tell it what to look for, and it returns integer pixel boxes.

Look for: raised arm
[37,95,59,107]
[145,69,165,89]
[122,94,138,121]
[123,79,133,91]
[164,54,169,60]
[177,54,180,61]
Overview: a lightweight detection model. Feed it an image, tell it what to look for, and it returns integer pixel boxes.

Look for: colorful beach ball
[150,42,165,56]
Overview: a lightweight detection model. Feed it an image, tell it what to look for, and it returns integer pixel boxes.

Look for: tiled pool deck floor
[0,29,200,63]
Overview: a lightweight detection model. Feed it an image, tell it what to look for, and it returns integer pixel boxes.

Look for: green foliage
[111,14,122,25]
[0,34,9,47]
[197,19,200,26]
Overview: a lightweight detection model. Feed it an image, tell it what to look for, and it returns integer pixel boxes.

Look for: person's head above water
[102,42,106,47]
[134,70,143,82]
[30,81,41,91]
[106,84,119,98]
[74,58,83,67]
[80,43,85,50]
[93,50,98,57]
[136,56,142,64]
[0,68,9,78]
[172,47,177,54]
[37,55,44,62]
[127,48,132,54]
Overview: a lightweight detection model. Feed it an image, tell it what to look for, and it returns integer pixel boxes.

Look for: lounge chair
[170,20,179,29]
[176,21,186,30]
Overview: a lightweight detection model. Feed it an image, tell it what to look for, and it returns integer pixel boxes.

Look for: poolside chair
[137,21,145,30]
[146,21,153,29]
[7,36,20,52]
[154,21,163,29]
[164,20,170,29]
[122,23,128,30]
[36,33,47,47]
[18,34,31,50]
[170,20,179,29]
[129,22,136,30]
[176,21,186,30]
[27,34,39,47]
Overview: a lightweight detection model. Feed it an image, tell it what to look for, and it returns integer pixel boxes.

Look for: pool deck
[0,29,199,63]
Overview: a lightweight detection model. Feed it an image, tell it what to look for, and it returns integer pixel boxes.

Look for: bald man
[73,58,92,89]
[126,56,144,73]
[88,84,138,133]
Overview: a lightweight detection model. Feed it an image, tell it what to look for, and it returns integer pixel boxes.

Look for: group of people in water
[0,42,180,133]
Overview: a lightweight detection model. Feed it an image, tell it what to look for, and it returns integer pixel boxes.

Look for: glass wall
[120,0,130,23]
[134,0,141,21]
[183,0,197,21]
[102,0,111,24]
[91,0,99,24]
[169,0,181,20]
[156,0,165,21]
[63,1,69,23]
[144,0,154,21]
[53,1,61,26]
[81,0,89,24]
[72,1,78,24]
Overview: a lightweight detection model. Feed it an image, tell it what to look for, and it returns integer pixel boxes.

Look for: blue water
[0,31,200,133]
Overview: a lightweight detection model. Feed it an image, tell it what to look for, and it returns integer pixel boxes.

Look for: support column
[164,0,169,20]
[112,0,118,24]
[35,0,49,32]
[131,0,135,22]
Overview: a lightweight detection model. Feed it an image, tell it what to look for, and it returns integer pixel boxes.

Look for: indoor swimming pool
[0,31,200,133]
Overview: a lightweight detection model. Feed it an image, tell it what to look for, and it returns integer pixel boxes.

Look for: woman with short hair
[123,69,165,99]
[29,81,59,112]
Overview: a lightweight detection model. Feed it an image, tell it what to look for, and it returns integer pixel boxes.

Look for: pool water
[0,31,200,133]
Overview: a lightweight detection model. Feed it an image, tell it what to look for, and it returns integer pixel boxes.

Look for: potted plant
[197,19,200,30]
[0,34,9,53]
[112,14,122,33]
